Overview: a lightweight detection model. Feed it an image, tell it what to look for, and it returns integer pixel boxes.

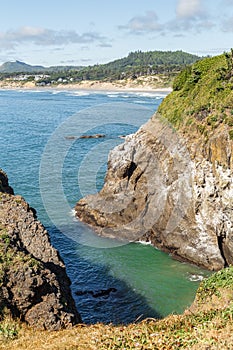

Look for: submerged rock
[79,134,105,139]
[0,169,81,330]
[75,288,117,298]
[65,135,78,140]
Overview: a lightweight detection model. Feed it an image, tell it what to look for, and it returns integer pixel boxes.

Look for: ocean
[0,88,209,324]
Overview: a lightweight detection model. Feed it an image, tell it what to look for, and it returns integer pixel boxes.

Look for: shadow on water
[47,225,162,325]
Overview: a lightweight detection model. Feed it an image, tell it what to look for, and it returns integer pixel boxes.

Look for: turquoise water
[0,89,210,324]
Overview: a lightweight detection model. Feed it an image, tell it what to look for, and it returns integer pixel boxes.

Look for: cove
[0,89,210,324]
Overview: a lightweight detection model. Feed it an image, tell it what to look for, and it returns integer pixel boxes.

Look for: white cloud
[119,11,162,34]
[0,26,111,50]
[168,17,215,33]
[167,0,216,33]
[119,4,213,37]
[176,0,204,19]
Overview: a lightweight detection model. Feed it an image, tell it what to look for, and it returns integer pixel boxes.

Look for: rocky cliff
[0,169,81,329]
[76,53,233,271]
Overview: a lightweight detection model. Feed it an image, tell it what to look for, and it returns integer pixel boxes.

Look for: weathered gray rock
[76,114,233,271]
[0,169,81,329]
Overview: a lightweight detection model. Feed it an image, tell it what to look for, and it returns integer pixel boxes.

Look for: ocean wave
[51,90,63,95]
[107,94,119,98]
[16,89,46,93]
[133,100,151,104]
[66,91,91,97]
[133,92,168,98]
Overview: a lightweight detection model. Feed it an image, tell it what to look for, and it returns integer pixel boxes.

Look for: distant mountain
[0,60,83,74]
[0,60,45,73]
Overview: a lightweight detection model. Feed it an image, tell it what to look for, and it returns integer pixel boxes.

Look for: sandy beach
[0,78,172,93]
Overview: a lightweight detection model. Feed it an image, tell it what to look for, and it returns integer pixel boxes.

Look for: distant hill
[0,60,82,74]
[63,50,202,82]
[0,61,45,73]
[103,50,201,71]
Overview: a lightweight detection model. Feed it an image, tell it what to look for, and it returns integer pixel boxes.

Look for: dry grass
[0,309,233,350]
[1,268,233,349]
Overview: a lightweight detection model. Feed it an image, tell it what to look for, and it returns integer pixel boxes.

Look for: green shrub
[225,116,233,126]
[229,129,233,140]
[0,320,18,340]
[173,66,192,91]
[159,52,233,133]
[197,266,233,302]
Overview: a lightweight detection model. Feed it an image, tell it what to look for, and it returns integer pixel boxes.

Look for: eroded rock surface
[0,169,81,329]
[76,114,233,271]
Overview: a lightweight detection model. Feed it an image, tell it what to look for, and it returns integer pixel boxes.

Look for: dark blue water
[0,88,209,324]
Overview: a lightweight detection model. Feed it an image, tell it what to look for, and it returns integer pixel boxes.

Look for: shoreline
[0,80,172,93]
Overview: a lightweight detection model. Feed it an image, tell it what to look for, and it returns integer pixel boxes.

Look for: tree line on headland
[0,50,202,86]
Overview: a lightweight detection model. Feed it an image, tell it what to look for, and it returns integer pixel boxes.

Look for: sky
[0,0,233,66]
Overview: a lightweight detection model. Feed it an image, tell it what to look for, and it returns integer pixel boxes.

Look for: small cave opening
[123,161,137,181]
[217,235,228,268]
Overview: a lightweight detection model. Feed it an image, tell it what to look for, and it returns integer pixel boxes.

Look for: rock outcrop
[76,54,233,271]
[0,169,14,195]
[0,170,81,329]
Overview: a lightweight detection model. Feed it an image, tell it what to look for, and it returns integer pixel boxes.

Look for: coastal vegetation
[158,50,233,139]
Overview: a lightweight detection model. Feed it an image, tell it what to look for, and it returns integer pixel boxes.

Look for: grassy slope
[158,53,233,138]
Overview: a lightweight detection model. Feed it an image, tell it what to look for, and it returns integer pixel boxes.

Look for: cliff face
[76,54,233,271]
[0,170,81,329]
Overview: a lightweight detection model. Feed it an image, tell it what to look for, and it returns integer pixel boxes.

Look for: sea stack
[76,53,233,271]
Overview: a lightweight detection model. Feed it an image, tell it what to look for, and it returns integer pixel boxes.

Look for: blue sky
[0,0,233,66]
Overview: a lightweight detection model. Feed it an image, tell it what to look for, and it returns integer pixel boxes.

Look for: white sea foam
[52,90,63,94]
[188,274,205,282]
[136,240,152,246]
[17,89,45,93]
[67,91,91,97]
[70,209,76,217]
[107,94,119,98]
[131,92,168,98]
[133,100,151,104]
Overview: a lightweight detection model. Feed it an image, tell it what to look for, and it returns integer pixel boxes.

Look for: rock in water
[79,134,106,139]
[0,169,81,330]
